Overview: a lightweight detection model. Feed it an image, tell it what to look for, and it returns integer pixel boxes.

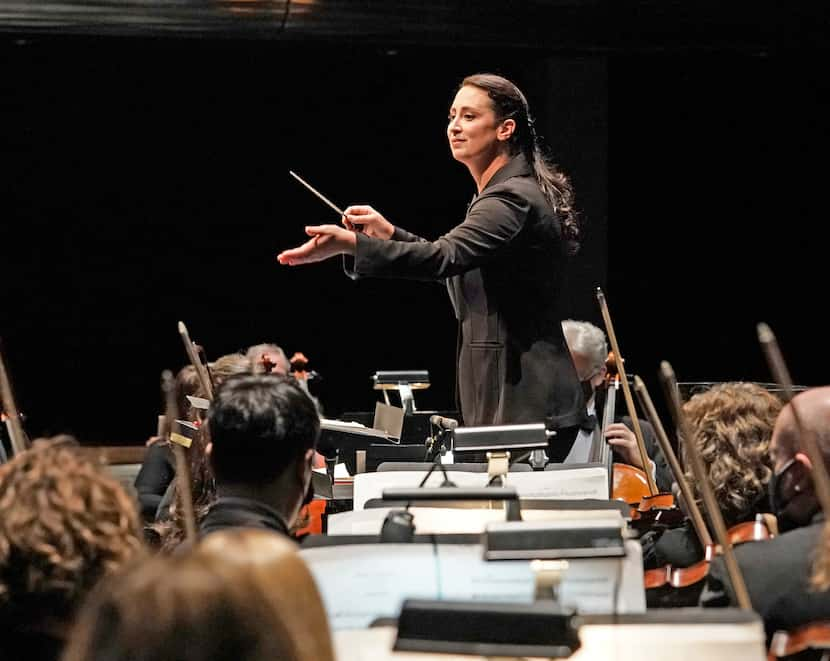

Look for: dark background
[1,4,827,445]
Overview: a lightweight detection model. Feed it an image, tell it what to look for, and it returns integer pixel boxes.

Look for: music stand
[453,423,553,485]
[372,371,430,414]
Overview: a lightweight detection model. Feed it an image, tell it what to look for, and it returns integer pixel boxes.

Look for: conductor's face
[447,85,511,165]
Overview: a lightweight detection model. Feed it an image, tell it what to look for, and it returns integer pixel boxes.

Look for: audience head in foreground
[64,528,335,661]
[0,437,143,659]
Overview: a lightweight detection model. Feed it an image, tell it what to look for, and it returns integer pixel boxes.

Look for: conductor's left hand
[277,225,357,266]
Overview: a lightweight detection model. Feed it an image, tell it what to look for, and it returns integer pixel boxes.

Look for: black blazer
[701,518,830,639]
[353,154,584,433]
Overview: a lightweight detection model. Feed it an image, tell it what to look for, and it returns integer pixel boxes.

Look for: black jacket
[701,517,830,641]
[134,442,175,522]
[199,496,290,538]
[353,154,584,435]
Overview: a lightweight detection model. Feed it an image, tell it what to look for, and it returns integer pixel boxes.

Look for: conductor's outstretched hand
[342,205,395,239]
[277,225,356,266]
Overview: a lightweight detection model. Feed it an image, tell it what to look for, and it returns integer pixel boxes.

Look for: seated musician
[701,386,830,639]
[643,382,781,573]
[199,374,319,538]
[246,342,290,376]
[0,437,144,660]
[561,319,671,489]
[134,364,199,523]
[152,352,259,547]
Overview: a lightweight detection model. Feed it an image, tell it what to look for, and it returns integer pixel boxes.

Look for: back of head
[245,343,290,376]
[210,353,253,387]
[0,439,143,651]
[774,386,830,467]
[207,374,320,487]
[64,529,335,661]
[175,365,201,421]
[681,382,782,526]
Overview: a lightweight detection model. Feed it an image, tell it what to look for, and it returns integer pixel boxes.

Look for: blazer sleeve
[352,188,530,281]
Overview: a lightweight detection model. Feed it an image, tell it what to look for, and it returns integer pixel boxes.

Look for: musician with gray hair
[561,319,670,491]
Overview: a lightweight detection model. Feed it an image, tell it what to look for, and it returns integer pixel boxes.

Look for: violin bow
[177,321,214,400]
[633,375,714,548]
[660,360,753,610]
[0,338,30,456]
[758,323,830,516]
[162,369,197,544]
[596,288,658,495]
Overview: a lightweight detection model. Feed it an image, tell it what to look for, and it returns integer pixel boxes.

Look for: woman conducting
[278,73,585,457]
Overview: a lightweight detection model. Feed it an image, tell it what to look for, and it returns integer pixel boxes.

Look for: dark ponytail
[461,74,581,254]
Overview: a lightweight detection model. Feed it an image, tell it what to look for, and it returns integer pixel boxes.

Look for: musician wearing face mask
[561,320,671,489]
[701,387,830,638]
[199,374,319,539]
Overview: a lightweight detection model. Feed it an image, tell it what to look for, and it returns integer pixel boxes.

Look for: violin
[643,514,777,590]
[290,350,327,537]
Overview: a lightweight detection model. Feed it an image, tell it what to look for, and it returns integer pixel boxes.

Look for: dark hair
[207,375,320,486]
[461,73,580,254]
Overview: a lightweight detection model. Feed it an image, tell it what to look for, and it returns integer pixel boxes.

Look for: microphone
[430,415,459,430]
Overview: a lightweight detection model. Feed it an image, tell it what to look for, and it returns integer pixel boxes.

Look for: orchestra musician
[0,438,144,660]
[64,529,336,661]
[199,374,320,538]
[561,319,671,489]
[277,73,586,456]
[701,386,830,638]
[246,342,290,376]
[642,382,781,575]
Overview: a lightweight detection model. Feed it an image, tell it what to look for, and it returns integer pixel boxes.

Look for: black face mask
[302,476,315,506]
[769,457,818,532]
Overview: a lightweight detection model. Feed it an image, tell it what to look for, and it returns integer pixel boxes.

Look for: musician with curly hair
[0,437,144,660]
[641,383,782,585]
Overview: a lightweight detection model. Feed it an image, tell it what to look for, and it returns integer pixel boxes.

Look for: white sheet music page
[300,544,438,630]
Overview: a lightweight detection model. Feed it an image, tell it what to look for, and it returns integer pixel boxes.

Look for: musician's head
[175,364,201,421]
[211,353,254,385]
[0,440,143,654]
[246,343,290,376]
[768,387,830,530]
[206,374,319,527]
[561,319,608,391]
[64,529,335,661]
[681,382,782,527]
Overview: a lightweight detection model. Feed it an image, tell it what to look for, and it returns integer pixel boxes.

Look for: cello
[595,288,677,520]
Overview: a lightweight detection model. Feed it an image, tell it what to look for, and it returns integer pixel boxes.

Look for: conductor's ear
[498,118,516,142]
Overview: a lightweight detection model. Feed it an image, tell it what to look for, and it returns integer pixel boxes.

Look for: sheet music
[328,506,623,536]
[320,418,390,439]
[300,544,438,630]
[352,467,609,511]
[300,541,645,631]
